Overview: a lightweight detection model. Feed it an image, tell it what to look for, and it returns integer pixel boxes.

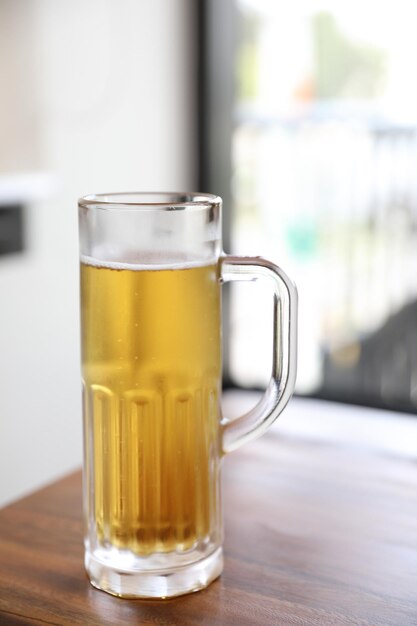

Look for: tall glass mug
[78,192,297,598]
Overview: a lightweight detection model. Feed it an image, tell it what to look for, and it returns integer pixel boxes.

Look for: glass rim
[78,191,221,210]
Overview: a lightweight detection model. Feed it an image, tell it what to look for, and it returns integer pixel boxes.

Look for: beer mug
[78,192,297,598]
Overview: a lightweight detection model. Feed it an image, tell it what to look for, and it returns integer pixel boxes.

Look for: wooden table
[1,396,417,625]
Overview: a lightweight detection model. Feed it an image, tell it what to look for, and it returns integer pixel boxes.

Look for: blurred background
[1,0,416,506]
[200,0,417,411]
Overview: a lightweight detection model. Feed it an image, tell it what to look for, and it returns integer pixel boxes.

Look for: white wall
[0,0,196,507]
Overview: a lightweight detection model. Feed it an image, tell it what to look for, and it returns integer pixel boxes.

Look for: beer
[81,258,222,557]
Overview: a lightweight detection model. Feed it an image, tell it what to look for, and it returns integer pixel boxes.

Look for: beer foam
[80,253,217,271]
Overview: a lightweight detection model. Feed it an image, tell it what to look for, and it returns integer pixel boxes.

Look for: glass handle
[220,255,298,454]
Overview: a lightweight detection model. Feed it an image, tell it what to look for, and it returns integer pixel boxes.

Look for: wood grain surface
[0,413,416,625]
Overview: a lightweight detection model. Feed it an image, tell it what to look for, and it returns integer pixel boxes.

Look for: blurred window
[200,0,417,412]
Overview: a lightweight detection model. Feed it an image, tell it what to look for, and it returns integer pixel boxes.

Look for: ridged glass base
[85,546,223,598]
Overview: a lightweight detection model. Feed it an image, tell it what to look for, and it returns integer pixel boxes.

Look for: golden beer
[81,259,222,556]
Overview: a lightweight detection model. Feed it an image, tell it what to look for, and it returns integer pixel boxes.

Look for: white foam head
[80,253,217,271]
